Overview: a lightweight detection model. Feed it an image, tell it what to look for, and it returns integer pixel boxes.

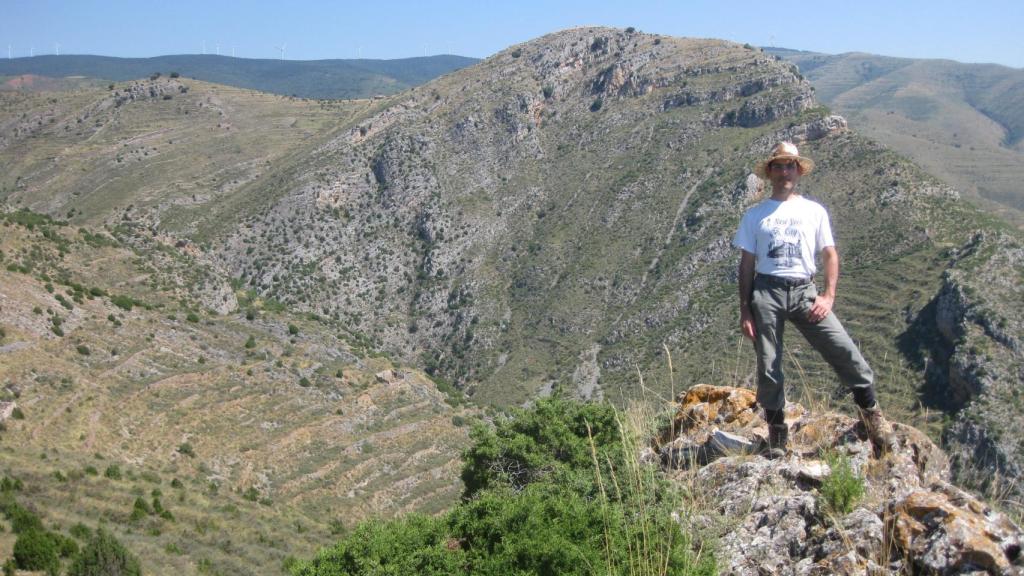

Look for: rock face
[911,231,1024,513]
[654,385,1023,575]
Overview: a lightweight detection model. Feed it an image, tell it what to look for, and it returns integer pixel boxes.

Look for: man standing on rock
[733,141,896,458]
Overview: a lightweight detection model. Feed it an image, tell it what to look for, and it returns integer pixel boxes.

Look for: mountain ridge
[0,53,480,99]
[767,47,1024,227]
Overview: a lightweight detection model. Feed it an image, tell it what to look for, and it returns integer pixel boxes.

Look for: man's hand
[807,294,834,323]
[740,307,756,341]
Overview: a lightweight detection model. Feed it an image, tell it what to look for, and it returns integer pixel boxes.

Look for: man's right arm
[739,250,756,341]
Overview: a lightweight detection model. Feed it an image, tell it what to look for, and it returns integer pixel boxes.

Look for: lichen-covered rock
[658,385,1023,575]
[887,483,1024,575]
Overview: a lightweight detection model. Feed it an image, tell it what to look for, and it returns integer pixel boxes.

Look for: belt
[756,274,811,288]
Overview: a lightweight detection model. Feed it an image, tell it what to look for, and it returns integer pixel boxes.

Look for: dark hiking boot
[858,404,897,455]
[759,424,788,459]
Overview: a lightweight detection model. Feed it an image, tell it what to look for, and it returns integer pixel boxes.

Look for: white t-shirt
[733,195,834,279]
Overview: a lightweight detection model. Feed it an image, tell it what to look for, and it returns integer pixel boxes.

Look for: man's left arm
[808,246,838,323]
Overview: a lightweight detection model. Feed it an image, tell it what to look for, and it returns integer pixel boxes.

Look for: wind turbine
[275,43,286,60]
[215,43,220,56]
[54,42,60,56]
[447,41,453,55]
[7,45,11,60]
[30,46,34,57]
[232,45,236,58]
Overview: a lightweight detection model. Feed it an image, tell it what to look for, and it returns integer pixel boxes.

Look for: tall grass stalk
[588,400,714,576]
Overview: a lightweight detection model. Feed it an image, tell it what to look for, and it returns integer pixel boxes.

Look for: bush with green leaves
[819,451,865,515]
[460,397,623,498]
[67,528,141,576]
[110,295,134,311]
[292,398,715,576]
[104,464,122,480]
[296,514,463,576]
[2,500,43,534]
[13,529,60,574]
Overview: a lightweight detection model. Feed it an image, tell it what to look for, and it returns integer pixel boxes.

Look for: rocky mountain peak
[650,385,1023,575]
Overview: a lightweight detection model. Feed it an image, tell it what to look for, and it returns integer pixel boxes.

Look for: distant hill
[0,53,479,99]
[767,47,1024,226]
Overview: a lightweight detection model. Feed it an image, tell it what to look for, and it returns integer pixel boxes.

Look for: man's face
[768,158,800,191]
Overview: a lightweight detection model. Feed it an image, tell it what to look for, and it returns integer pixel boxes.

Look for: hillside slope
[769,48,1024,227]
[0,211,469,575]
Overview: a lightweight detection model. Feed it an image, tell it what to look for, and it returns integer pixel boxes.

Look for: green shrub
[244,335,256,349]
[449,482,710,576]
[0,476,23,491]
[69,522,92,541]
[186,312,200,323]
[177,443,195,457]
[819,451,865,515]
[76,345,91,356]
[288,323,300,335]
[294,514,463,576]
[460,397,622,497]
[294,398,715,576]
[5,502,43,533]
[243,486,259,502]
[11,407,24,420]
[110,295,134,311]
[67,528,141,576]
[104,464,122,480]
[13,529,59,574]
[133,497,152,515]
[52,532,79,557]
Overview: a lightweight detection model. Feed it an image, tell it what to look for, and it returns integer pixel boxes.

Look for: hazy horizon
[3,0,1022,68]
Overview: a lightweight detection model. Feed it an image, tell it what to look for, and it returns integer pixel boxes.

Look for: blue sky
[3,0,1022,67]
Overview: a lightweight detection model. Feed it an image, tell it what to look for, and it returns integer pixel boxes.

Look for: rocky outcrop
[651,385,1023,575]
[916,231,1024,515]
[0,401,16,421]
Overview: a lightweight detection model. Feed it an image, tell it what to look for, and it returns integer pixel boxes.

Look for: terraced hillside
[0,212,470,575]
[1,27,1021,515]
[769,48,1024,227]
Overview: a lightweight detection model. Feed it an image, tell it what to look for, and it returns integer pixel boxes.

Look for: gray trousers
[750,276,876,411]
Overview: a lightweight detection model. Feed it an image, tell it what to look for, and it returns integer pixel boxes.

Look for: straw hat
[754,141,815,178]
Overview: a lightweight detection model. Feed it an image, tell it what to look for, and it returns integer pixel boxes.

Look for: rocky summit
[651,385,1023,575]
